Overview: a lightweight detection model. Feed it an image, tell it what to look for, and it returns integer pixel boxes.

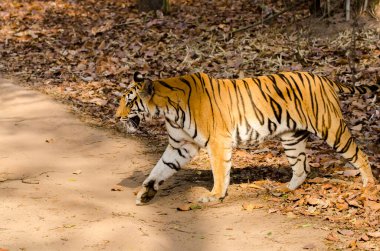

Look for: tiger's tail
[328,78,379,95]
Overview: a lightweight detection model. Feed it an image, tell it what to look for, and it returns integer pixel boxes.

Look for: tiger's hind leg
[280,130,310,190]
[324,119,375,187]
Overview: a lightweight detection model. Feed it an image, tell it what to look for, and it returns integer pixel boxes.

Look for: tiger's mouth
[120,115,140,133]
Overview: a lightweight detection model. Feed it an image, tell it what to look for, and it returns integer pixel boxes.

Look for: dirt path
[0,79,329,251]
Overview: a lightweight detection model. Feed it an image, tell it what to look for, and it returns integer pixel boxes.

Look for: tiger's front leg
[136,141,199,205]
[199,139,232,203]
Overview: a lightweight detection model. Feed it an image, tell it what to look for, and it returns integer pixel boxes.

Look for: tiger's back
[185,72,344,143]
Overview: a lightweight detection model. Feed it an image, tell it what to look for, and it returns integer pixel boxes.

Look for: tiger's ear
[140,79,154,98]
[134,71,144,83]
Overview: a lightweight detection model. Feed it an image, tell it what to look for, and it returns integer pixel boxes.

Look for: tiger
[116,71,377,205]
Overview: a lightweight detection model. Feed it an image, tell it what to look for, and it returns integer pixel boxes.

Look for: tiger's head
[115,72,154,133]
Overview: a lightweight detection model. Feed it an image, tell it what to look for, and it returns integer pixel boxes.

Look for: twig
[229,0,307,36]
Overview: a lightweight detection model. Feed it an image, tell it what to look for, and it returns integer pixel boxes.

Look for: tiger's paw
[135,181,158,206]
[198,192,224,203]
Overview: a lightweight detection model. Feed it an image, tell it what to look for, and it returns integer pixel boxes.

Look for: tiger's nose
[115,109,123,118]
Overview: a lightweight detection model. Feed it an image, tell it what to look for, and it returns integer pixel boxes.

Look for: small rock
[72,170,82,175]
[111,185,124,191]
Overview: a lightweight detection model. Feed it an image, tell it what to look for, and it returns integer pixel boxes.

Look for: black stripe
[268,75,286,100]
[162,160,180,171]
[170,145,186,158]
[242,80,265,125]
[269,96,282,123]
[180,77,192,126]
[195,73,206,92]
[268,119,277,134]
[204,135,210,147]
[165,117,181,129]
[345,146,359,162]
[252,78,268,102]
[158,80,185,94]
[168,134,181,143]
[231,80,243,124]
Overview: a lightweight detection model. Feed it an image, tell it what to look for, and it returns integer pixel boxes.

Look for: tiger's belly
[232,121,289,146]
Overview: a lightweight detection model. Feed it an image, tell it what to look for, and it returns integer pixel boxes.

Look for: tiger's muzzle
[119,115,141,133]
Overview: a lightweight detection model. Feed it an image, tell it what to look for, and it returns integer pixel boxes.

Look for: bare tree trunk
[310,0,322,16]
[326,0,331,16]
[138,0,170,13]
[364,0,369,10]
[346,0,351,20]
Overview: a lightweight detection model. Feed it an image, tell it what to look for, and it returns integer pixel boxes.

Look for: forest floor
[0,0,380,250]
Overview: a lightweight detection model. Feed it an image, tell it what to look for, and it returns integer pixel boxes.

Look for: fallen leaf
[305,206,319,215]
[338,229,354,236]
[357,242,378,250]
[89,98,107,106]
[306,197,321,206]
[325,232,340,242]
[367,231,380,238]
[343,170,360,177]
[242,202,264,211]
[177,203,201,211]
[248,183,265,190]
[364,201,380,211]
[351,124,362,131]
[353,219,365,228]
[309,162,320,168]
[268,208,279,214]
[307,177,327,183]
[359,233,369,241]
[335,202,349,211]
[347,200,361,208]
[347,239,357,249]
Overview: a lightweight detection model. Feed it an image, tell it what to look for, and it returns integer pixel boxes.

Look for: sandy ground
[0,79,329,251]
